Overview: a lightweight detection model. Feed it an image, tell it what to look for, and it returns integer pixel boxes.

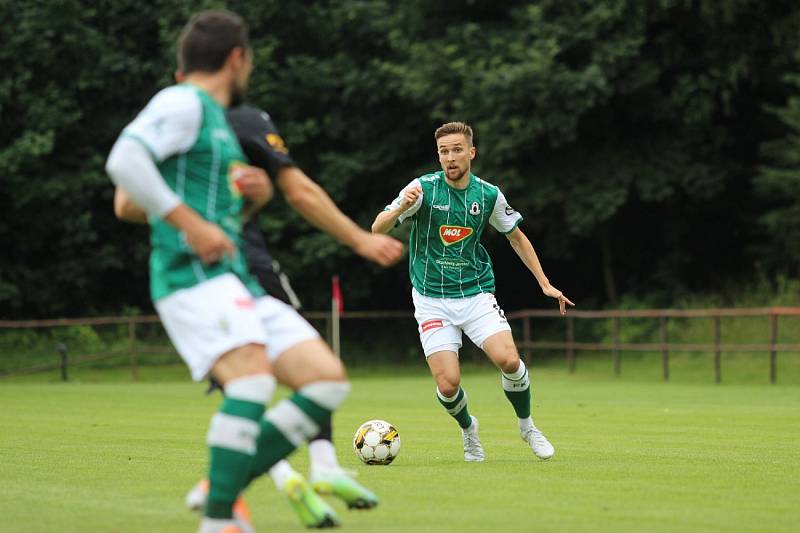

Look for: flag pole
[331,275,341,358]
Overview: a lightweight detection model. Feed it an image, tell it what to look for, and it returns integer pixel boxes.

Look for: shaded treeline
[2,0,800,318]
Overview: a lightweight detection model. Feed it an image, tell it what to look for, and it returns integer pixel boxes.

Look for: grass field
[1,367,798,532]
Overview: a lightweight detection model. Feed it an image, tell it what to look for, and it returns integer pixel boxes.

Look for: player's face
[437,133,475,183]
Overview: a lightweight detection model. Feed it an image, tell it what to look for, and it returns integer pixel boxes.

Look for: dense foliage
[2,0,800,318]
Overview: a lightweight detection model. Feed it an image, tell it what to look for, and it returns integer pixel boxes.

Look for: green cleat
[311,468,379,510]
[283,473,341,528]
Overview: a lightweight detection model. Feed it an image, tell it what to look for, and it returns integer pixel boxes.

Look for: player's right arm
[276,166,403,267]
[105,87,234,264]
[228,106,403,267]
[371,180,423,234]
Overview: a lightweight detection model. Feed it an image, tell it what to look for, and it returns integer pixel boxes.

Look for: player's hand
[399,184,422,212]
[353,232,405,267]
[542,285,575,315]
[185,220,236,264]
[234,165,274,207]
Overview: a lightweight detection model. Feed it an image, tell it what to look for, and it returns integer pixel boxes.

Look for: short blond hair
[434,122,473,146]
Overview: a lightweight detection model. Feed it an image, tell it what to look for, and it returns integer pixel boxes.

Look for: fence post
[770,314,778,384]
[660,316,669,381]
[613,317,621,376]
[566,316,575,373]
[713,316,721,384]
[56,342,68,382]
[521,315,532,365]
[522,315,531,347]
[128,320,138,381]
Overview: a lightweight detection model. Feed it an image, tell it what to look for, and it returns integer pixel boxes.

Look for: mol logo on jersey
[439,225,474,246]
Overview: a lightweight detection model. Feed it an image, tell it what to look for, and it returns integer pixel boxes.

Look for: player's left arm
[114,187,148,224]
[488,188,574,314]
[505,227,574,315]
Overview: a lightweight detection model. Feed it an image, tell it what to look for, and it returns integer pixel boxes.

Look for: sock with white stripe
[206,374,275,519]
[248,381,350,482]
[436,386,473,429]
[501,360,531,419]
[268,460,297,490]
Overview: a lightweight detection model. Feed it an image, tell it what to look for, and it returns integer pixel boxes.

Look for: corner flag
[331,276,343,357]
[332,275,344,314]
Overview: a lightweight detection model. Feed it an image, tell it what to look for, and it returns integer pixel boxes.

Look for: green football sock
[247,381,349,484]
[502,361,531,419]
[205,395,266,519]
[436,386,473,429]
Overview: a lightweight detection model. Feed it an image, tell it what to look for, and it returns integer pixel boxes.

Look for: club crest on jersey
[439,225,474,246]
[227,161,248,198]
[470,201,481,215]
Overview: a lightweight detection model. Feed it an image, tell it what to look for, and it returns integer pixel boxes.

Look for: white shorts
[155,273,319,381]
[412,288,511,358]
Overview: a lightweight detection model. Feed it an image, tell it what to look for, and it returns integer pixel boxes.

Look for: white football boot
[462,415,485,462]
[521,425,555,460]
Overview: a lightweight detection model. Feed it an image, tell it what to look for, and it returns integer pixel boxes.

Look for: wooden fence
[1,307,799,382]
[507,307,800,383]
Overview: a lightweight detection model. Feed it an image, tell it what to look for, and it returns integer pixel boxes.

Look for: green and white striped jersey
[386,171,522,298]
[120,84,263,301]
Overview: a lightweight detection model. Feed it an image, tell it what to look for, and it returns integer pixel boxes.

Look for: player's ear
[470,146,476,160]
[227,46,245,71]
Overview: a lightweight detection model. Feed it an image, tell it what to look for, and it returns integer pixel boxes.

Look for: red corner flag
[332,275,344,314]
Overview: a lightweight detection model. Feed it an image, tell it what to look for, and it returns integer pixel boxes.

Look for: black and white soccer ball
[353,419,401,465]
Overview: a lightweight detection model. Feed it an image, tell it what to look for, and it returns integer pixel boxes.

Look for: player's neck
[183,73,232,107]
[444,170,471,190]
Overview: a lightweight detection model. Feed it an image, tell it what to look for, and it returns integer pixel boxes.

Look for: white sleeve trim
[385,178,423,225]
[105,137,182,219]
[488,189,523,233]
[121,86,202,162]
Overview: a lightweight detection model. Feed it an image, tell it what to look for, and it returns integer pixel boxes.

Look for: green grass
[1,368,798,532]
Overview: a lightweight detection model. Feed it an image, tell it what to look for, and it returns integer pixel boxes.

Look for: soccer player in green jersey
[372,121,574,462]
[106,11,401,533]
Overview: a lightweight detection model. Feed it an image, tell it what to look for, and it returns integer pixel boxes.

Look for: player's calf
[248,381,351,480]
[206,373,275,521]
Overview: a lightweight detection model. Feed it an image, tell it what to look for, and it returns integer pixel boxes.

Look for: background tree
[2,0,800,318]
[756,71,800,278]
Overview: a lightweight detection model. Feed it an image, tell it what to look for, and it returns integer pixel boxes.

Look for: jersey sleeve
[121,86,202,162]
[488,188,523,234]
[226,106,296,178]
[384,178,423,225]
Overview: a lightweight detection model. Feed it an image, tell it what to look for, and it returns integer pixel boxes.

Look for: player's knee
[298,380,351,412]
[314,355,346,381]
[499,353,522,374]
[436,376,460,398]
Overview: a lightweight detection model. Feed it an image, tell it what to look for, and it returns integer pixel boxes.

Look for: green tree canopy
[2,0,800,318]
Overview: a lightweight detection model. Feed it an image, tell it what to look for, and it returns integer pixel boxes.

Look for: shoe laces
[524,427,546,445]
[463,429,480,449]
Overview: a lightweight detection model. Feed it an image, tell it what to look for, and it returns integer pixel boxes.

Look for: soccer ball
[353,419,401,465]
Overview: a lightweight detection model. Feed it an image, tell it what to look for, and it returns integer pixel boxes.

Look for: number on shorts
[493,303,506,320]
